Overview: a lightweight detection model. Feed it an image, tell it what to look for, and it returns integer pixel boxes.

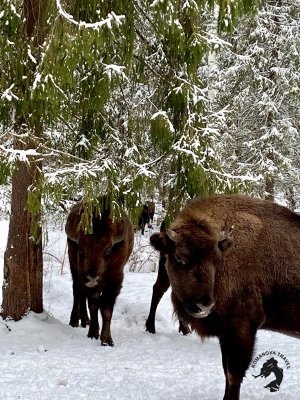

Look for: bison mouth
[184,301,215,319]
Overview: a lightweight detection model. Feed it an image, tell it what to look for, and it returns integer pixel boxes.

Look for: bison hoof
[81,318,90,328]
[88,334,100,340]
[87,324,99,339]
[87,330,99,340]
[101,339,114,347]
[69,320,79,328]
[145,321,156,334]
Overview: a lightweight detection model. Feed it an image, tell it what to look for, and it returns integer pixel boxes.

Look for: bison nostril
[184,302,202,315]
[198,295,214,307]
[85,275,100,288]
[184,297,215,319]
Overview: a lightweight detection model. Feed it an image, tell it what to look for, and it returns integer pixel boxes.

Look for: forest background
[0,0,300,320]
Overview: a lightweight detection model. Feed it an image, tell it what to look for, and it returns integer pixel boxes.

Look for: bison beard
[65,201,134,346]
[150,194,300,400]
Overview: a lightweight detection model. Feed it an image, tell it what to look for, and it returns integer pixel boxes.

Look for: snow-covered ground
[0,219,299,400]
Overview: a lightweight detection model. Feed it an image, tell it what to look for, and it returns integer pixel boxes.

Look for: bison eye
[175,254,187,266]
[104,247,112,258]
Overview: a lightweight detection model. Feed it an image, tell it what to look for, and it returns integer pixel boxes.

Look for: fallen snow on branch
[55,0,124,29]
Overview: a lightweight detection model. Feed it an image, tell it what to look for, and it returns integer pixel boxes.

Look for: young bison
[150,194,300,400]
[65,201,134,346]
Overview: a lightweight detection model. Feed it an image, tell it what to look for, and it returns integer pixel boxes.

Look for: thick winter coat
[66,201,134,346]
[150,194,300,400]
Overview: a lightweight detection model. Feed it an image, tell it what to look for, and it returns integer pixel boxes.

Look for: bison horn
[166,229,178,242]
[218,225,234,251]
[219,225,234,240]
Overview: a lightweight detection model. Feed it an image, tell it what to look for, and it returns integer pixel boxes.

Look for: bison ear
[150,232,166,251]
[166,229,178,242]
[218,226,234,252]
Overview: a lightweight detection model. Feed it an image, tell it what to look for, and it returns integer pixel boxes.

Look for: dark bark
[2,161,32,319]
[265,175,275,202]
[1,0,47,320]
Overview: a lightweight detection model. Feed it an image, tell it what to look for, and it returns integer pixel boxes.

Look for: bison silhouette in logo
[253,357,283,392]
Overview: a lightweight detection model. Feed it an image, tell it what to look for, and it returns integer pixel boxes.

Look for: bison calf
[65,201,134,346]
[150,194,300,400]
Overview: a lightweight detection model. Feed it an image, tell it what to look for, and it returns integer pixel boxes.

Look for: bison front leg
[68,239,90,328]
[69,278,89,328]
[69,277,81,327]
[79,294,90,328]
[68,240,81,327]
[70,290,90,328]
[87,296,100,340]
[100,306,114,347]
[219,326,257,400]
[99,287,121,347]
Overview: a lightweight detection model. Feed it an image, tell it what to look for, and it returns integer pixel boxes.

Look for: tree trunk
[1,0,47,320]
[265,175,275,202]
[1,159,43,319]
[2,162,31,319]
[285,186,296,211]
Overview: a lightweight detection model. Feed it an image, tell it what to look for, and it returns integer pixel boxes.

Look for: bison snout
[184,297,215,319]
[85,275,100,288]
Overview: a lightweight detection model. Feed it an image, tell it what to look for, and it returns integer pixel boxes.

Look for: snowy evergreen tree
[211,0,300,203]
[0,0,259,319]
[0,0,137,319]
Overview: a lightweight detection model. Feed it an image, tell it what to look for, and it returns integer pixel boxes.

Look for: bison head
[150,218,233,319]
[76,215,128,290]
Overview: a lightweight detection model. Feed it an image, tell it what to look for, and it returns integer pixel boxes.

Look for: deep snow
[0,219,299,400]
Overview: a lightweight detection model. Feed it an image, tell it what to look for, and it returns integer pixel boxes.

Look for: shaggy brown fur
[65,201,134,346]
[150,194,300,400]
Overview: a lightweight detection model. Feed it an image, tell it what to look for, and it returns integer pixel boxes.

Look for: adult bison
[65,200,134,346]
[138,201,155,235]
[150,194,300,400]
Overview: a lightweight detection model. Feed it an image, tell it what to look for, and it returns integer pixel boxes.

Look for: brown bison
[65,200,134,346]
[150,194,300,400]
[138,201,155,235]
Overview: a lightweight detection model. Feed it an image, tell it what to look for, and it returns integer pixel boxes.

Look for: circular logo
[250,350,291,393]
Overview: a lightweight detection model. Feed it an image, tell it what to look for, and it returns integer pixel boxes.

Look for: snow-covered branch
[55,0,125,29]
